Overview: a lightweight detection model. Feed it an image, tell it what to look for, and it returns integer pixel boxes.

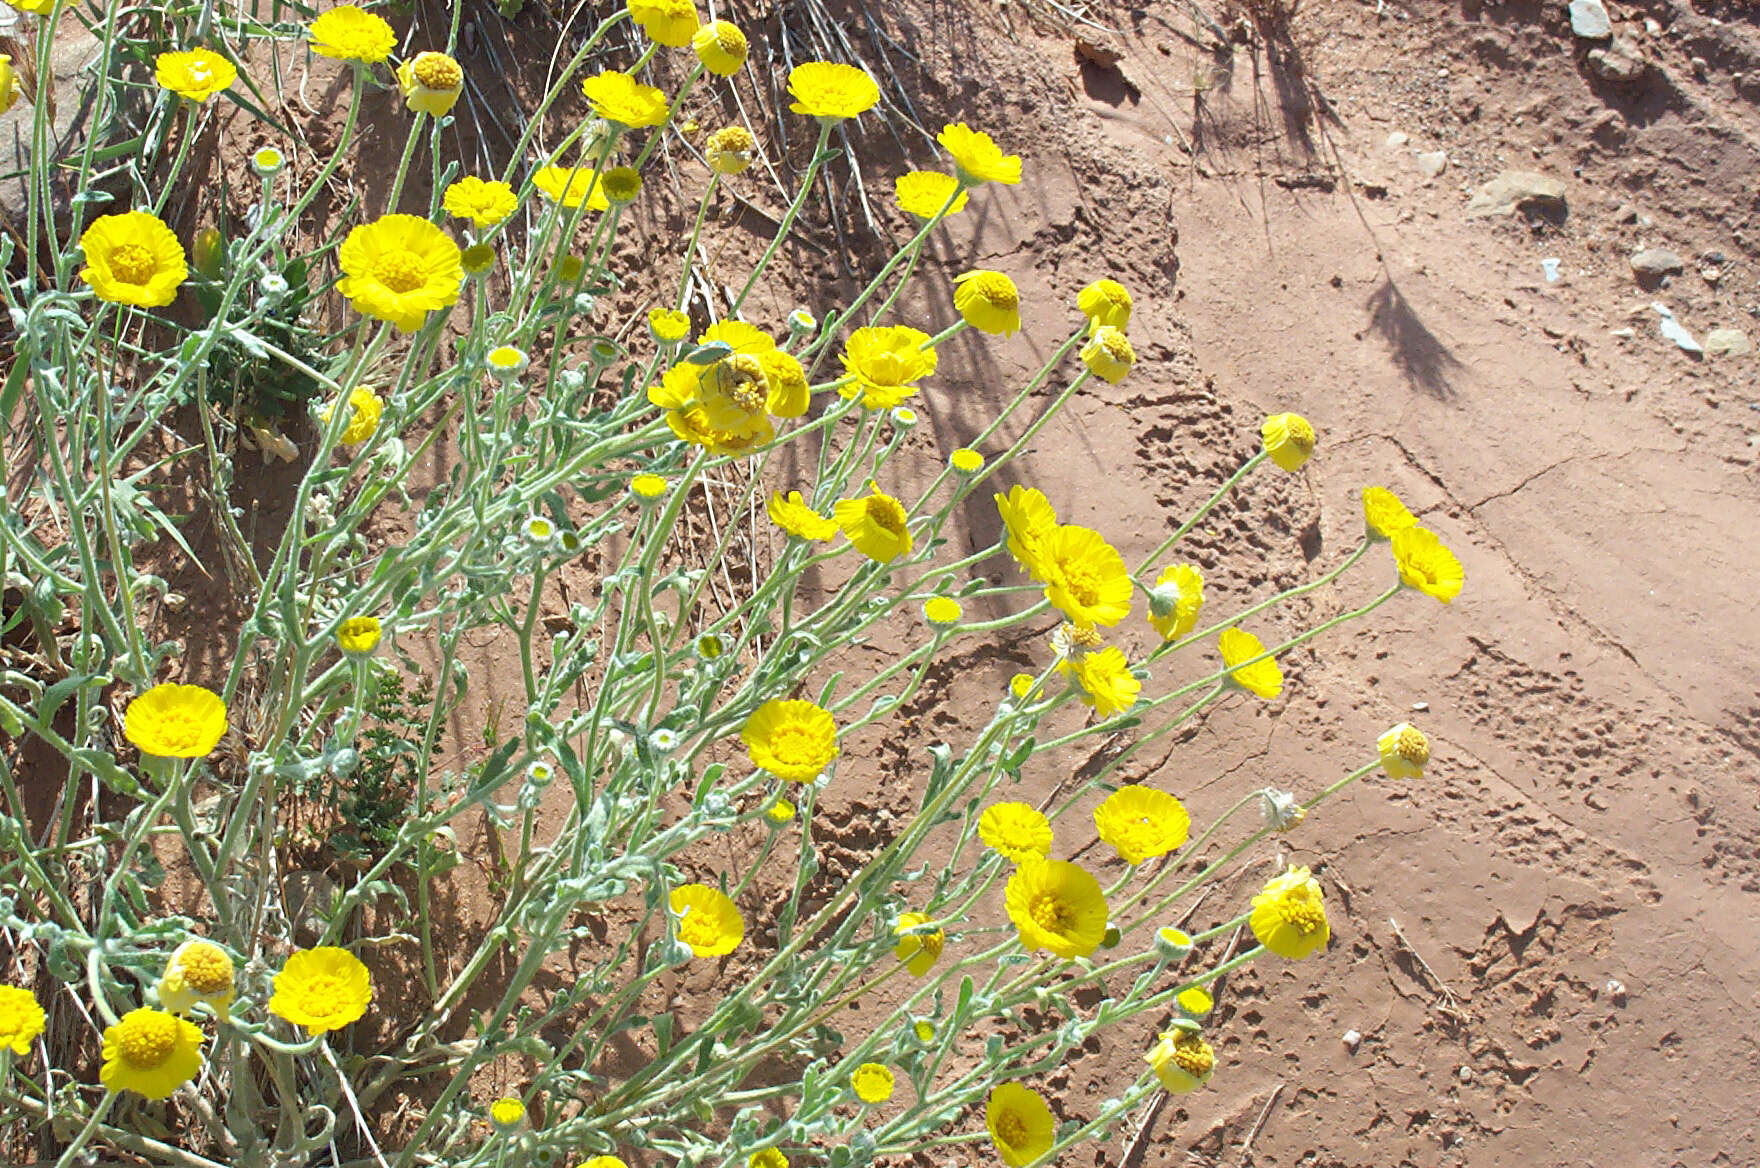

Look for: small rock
[1459,1066,1474,1083]
[1631,247,1686,280]
[1604,978,1628,1004]
[1569,0,1612,39]
[1655,304,1703,354]
[1704,328,1753,356]
[1342,1029,1362,1051]
[1416,150,1449,178]
[1386,131,1410,149]
[1590,38,1649,83]
[1611,203,1638,224]
[1412,701,1429,711]
[1541,257,1562,282]
[1465,170,1567,218]
[1701,266,1723,285]
[1610,327,1636,338]
[1691,56,1708,79]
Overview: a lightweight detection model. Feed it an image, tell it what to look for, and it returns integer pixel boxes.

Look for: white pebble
[1412,701,1429,712]
[1458,1065,1473,1082]
[1342,1029,1362,1051]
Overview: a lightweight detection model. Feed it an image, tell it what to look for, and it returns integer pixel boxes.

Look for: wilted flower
[692,20,748,75]
[705,125,757,175]
[952,269,1021,335]
[938,122,1022,185]
[1260,412,1317,472]
[397,51,464,116]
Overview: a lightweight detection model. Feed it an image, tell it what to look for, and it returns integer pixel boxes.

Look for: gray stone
[1416,150,1449,178]
[1611,203,1639,224]
[1631,248,1686,279]
[1704,328,1753,356]
[1590,38,1649,83]
[1570,0,1613,39]
[1465,171,1568,217]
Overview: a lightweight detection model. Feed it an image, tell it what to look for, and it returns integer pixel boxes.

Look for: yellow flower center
[678,908,723,949]
[1394,726,1429,767]
[144,712,209,754]
[968,272,1018,308]
[1065,623,1103,649]
[996,1111,1029,1147]
[116,1012,179,1069]
[1029,891,1074,935]
[1170,1034,1214,1076]
[768,723,827,767]
[375,250,428,294]
[293,975,348,1019]
[707,355,768,412]
[179,945,233,993]
[1285,419,1316,455]
[1060,561,1103,607]
[1098,331,1130,359]
[412,54,461,89]
[1272,889,1326,936]
[865,496,907,537]
[109,243,158,285]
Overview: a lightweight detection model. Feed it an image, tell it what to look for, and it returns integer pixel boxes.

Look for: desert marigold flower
[1250,865,1329,960]
[767,490,838,541]
[693,19,748,74]
[1145,1026,1216,1093]
[1177,987,1214,1017]
[534,164,608,210]
[834,482,913,562]
[894,170,968,218]
[952,269,1021,335]
[649,320,802,451]
[648,307,691,343]
[950,447,985,475]
[1077,278,1132,332]
[986,1082,1055,1168]
[994,485,1059,580]
[741,698,839,782]
[443,176,518,228]
[1261,412,1317,472]
[1378,722,1430,779]
[630,473,670,501]
[461,243,496,275]
[1060,645,1141,717]
[938,122,1022,185]
[337,616,382,655]
[1362,486,1417,540]
[487,345,529,380]
[579,1159,629,1168]
[124,683,227,758]
[489,1097,526,1133]
[101,1008,203,1099]
[0,984,46,1054]
[1080,324,1135,384]
[705,125,756,174]
[1008,672,1037,701]
[1218,627,1282,700]
[1041,525,1132,629]
[923,596,962,627]
[337,214,463,332]
[308,5,396,64]
[524,515,556,545]
[0,56,19,117]
[1154,926,1193,961]
[764,797,797,826]
[1391,526,1464,604]
[840,324,937,409]
[979,801,1052,862]
[749,1151,787,1168]
[268,946,373,1034]
[321,385,383,445]
[157,940,234,1017]
[155,48,237,101]
[1093,785,1190,865]
[9,0,56,12]
[78,210,188,308]
[581,70,669,128]
[670,883,744,956]
[627,0,698,45]
[786,61,880,122]
[397,51,463,116]
[251,145,285,176]
[892,912,944,976]
[1148,563,1204,641]
[851,1062,895,1104]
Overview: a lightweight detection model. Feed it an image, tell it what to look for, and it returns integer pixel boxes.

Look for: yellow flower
[937,122,1022,185]
[155,49,237,101]
[764,797,797,826]
[892,912,944,977]
[1147,563,1204,640]
[670,883,744,956]
[705,125,756,174]
[851,1062,895,1104]
[461,243,496,275]
[834,483,912,562]
[0,56,19,117]
[767,491,839,541]
[1377,722,1430,779]
[1007,857,1108,959]
[1362,486,1417,540]
[321,385,384,445]
[124,683,227,758]
[741,698,839,782]
[1093,785,1189,865]
[308,5,396,64]
[1080,325,1134,383]
[1145,1027,1215,1093]
[100,1008,203,1100]
[1218,627,1282,700]
[489,1097,526,1133]
[1008,672,1036,701]
[601,166,643,205]
[978,801,1052,862]
[337,616,382,655]
[952,269,1021,335]
[840,325,937,409]
[397,51,463,116]
[1077,278,1131,332]
[786,61,880,122]
[648,320,803,449]
[10,0,57,11]
[693,20,748,75]
[1260,412,1316,472]
[628,0,698,46]
[1176,987,1213,1016]
[994,486,1059,580]
[648,307,691,343]
[581,71,669,128]
[0,984,46,1054]
[268,946,373,1034]
[1060,645,1140,717]
[579,1159,629,1168]
[251,146,285,176]
[923,596,962,627]
[1250,865,1329,960]
[534,164,609,210]
[950,448,985,475]
[985,1082,1055,1168]
[894,171,968,218]
[1391,526,1464,604]
[78,211,188,308]
[1155,926,1193,960]
[631,474,669,500]
[442,177,517,230]
[749,1151,787,1168]
[337,213,462,332]
[1041,525,1132,629]
[158,940,235,1017]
